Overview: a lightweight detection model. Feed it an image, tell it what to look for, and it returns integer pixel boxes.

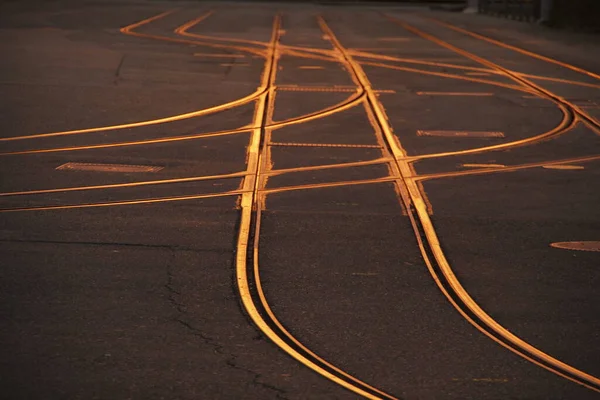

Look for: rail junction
[1,1,599,399]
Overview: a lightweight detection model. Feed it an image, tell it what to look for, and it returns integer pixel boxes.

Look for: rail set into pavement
[1,2,599,399]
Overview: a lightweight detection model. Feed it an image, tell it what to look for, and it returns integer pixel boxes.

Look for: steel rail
[0,88,363,156]
[382,15,600,392]
[0,10,264,143]
[354,56,577,162]
[234,14,399,400]
[414,154,600,182]
[429,18,600,81]
[0,190,241,213]
[0,171,246,198]
[387,16,600,136]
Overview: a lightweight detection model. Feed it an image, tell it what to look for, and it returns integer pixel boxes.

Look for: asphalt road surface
[1,1,599,399]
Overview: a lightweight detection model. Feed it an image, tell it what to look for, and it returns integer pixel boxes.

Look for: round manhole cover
[550,241,600,252]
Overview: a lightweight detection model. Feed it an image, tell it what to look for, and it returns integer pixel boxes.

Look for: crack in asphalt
[225,357,290,400]
[114,54,126,84]
[0,238,231,253]
[164,251,290,399]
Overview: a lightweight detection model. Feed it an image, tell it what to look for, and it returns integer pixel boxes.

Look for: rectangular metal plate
[417,130,505,138]
[56,162,163,173]
[417,92,494,96]
[277,85,357,92]
[269,142,381,149]
[276,85,394,94]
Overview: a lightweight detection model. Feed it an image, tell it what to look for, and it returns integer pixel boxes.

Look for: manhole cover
[550,241,600,252]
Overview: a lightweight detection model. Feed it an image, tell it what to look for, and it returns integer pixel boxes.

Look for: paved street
[1,1,599,399]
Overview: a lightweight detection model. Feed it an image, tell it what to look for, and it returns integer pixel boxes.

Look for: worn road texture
[0,1,599,399]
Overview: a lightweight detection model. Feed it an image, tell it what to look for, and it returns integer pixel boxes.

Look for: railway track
[1,6,598,399]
